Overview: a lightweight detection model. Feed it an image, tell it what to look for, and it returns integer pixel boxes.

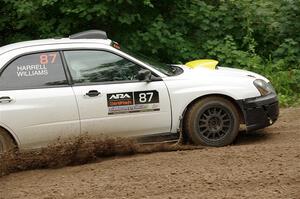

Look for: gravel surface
[0,108,299,199]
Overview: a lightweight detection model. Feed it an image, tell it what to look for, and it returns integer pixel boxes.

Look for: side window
[63,50,142,83]
[0,52,67,90]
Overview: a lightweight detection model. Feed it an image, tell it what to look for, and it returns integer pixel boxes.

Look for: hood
[173,63,269,83]
[182,59,268,82]
[214,67,265,79]
[164,63,265,100]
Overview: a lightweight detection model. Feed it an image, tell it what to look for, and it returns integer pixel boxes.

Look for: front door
[63,50,171,137]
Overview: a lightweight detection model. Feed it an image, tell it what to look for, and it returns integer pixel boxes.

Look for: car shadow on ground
[234,130,273,145]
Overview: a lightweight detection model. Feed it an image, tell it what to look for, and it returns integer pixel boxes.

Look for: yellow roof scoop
[185,59,219,70]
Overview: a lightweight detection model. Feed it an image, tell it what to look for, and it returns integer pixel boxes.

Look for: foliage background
[0,0,299,106]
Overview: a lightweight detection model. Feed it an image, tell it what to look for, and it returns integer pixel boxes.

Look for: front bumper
[237,93,279,132]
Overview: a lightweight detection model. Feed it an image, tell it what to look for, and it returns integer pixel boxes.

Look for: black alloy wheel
[197,106,233,141]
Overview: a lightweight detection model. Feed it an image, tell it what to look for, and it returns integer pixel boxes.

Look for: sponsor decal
[107,90,160,115]
[107,92,134,107]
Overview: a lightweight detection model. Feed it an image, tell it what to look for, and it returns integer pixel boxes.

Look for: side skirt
[134,132,180,144]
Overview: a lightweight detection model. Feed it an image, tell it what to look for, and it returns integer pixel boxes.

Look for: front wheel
[184,97,240,147]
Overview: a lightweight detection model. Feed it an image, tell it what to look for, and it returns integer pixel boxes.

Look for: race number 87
[40,53,57,65]
[134,90,159,104]
[139,92,153,103]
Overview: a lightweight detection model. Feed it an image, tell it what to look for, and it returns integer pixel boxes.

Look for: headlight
[253,79,275,96]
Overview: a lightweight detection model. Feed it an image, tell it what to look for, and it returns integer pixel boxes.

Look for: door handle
[85,90,101,97]
[0,96,13,103]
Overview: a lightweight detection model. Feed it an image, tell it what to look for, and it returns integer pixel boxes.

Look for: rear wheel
[0,129,15,154]
[184,97,240,147]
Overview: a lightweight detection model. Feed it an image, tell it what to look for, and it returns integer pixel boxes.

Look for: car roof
[0,38,112,56]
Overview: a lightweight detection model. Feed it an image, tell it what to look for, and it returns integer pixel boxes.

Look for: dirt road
[0,108,299,199]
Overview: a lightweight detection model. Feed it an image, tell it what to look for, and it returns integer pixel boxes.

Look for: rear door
[63,50,171,137]
[0,51,80,149]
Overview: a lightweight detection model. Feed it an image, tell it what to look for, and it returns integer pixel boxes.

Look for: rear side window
[0,52,67,90]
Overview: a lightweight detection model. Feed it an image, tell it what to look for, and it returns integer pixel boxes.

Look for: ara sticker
[107,92,134,107]
[107,90,160,115]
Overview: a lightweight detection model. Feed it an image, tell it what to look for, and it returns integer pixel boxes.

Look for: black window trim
[0,50,71,91]
[61,48,162,86]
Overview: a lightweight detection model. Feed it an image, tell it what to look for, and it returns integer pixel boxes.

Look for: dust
[0,135,203,177]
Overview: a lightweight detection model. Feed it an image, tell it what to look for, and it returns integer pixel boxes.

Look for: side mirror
[137,69,152,82]
[137,69,162,82]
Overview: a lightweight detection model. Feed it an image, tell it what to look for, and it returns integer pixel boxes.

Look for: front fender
[164,79,260,133]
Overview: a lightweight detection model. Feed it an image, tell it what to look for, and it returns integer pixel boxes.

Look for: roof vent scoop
[69,30,108,39]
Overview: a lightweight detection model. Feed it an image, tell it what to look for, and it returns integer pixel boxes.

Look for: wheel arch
[180,94,245,139]
[0,125,20,149]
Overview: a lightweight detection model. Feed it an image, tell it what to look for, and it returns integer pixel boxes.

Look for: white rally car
[0,30,279,152]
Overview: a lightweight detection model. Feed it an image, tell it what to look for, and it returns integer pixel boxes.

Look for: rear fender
[0,122,20,147]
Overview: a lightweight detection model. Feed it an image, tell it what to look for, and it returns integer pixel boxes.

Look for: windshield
[116,46,183,76]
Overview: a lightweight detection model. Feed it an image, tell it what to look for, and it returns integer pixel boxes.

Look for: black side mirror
[137,69,152,82]
[137,69,163,82]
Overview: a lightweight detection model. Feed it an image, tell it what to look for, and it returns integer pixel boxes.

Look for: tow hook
[268,117,273,125]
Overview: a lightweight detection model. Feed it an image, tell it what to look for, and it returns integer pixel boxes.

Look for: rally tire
[184,97,240,147]
[0,129,15,154]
